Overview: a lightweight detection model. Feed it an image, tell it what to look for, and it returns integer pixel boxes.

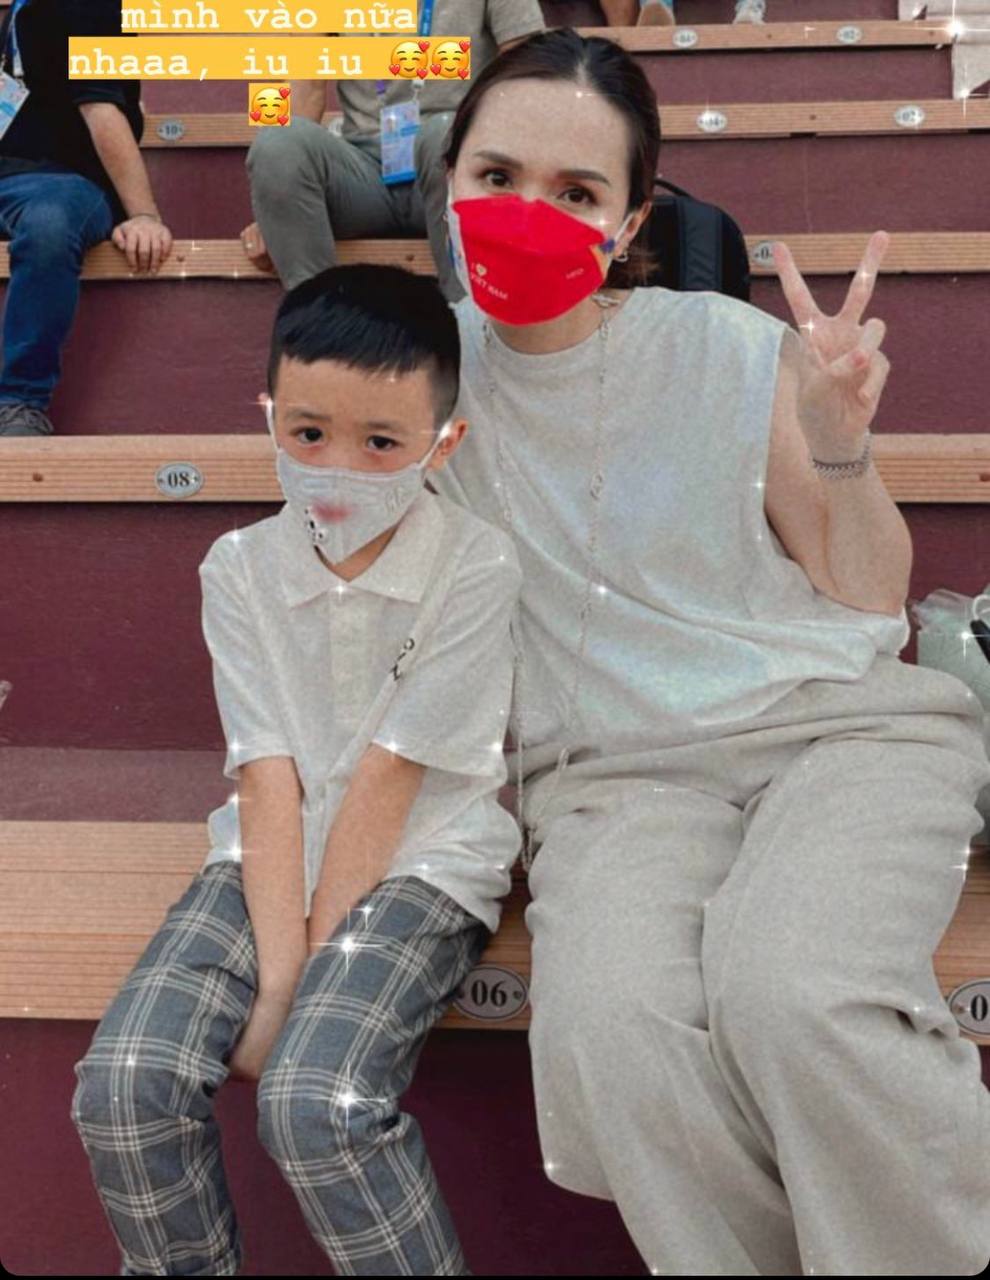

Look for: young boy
[70,264,523,1276]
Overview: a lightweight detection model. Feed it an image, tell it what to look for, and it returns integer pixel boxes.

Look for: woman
[427,27,990,1277]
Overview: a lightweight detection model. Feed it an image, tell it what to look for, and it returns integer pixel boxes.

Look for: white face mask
[266,399,449,564]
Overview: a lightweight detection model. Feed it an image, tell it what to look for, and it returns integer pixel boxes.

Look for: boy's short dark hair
[267,264,460,430]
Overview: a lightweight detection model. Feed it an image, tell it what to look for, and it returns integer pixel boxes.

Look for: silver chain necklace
[483,296,616,872]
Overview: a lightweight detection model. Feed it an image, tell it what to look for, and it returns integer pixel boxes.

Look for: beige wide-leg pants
[523,654,990,1275]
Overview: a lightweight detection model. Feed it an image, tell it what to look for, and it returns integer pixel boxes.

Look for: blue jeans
[0,167,115,408]
[70,860,490,1275]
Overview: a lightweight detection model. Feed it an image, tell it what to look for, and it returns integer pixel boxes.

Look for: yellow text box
[120,2,421,34]
[68,35,474,80]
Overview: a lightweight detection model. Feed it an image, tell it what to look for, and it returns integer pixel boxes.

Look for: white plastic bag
[911,588,990,844]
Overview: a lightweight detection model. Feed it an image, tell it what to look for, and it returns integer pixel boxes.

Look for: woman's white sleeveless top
[431,287,909,765]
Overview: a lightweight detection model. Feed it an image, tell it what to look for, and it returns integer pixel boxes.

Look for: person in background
[241,0,545,305]
[601,0,767,26]
[0,0,172,437]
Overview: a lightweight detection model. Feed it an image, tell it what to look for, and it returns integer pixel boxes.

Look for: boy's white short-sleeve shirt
[197,487,523,933]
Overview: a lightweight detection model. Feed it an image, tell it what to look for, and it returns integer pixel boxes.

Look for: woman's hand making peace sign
[772,231,892,462]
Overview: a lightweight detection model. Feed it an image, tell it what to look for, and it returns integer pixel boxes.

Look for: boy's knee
[70,1054,131,1135]
[257,1068,402,1164]
[71,1047,211,1135]
[70,1058,102,1131]
[256,1090,346,1162]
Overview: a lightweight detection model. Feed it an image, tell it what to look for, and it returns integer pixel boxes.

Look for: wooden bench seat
[1,820,988,1038]
[140,99,990,147]
[2,433,988,503]
[585,19,967,52]
[3,233,989,281]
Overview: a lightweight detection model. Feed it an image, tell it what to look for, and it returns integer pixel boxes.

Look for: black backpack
[643,177,751,302]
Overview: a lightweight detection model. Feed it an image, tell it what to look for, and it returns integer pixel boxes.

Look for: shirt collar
[277,488,443,607]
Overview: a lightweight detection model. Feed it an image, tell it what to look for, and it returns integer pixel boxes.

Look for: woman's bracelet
[810,430,872,479]
[128,211,162,223]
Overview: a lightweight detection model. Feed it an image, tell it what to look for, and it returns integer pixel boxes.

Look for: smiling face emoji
[389,40,429,78]
[431,40,470,79]
[249,84,289,126]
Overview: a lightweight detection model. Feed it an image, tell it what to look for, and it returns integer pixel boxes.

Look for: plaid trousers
[70,860,490,1276]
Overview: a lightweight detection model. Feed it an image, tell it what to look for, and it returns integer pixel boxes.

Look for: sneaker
[734,0,766,21]
[638,0,677,27]
[0,401,55,437]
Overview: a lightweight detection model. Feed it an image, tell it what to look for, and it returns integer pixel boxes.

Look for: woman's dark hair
[442,27,662,290]
[267,264,459,429]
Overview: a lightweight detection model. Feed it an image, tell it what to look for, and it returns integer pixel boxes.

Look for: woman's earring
[615,244,630,263]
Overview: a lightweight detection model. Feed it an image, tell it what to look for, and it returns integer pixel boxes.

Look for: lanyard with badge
[0,0,31,141]
[377,0,434,184]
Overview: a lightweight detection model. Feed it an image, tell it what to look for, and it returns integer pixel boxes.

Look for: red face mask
[446,193,634,325]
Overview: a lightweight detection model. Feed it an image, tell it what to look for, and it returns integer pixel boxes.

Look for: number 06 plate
[948,979,990,1037]
[453,964,529,1022]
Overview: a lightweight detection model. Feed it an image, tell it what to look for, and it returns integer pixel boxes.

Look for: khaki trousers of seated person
[246,113,462,303]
